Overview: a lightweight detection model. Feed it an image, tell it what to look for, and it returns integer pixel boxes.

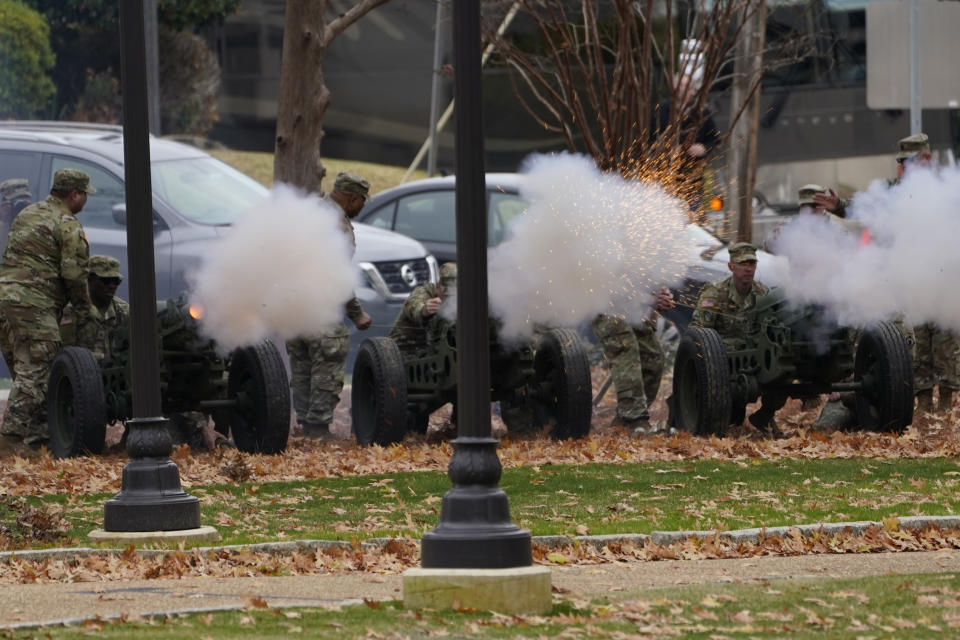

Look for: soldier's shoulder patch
[700,298,716,309]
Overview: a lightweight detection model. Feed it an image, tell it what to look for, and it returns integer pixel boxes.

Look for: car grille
[373,258,432,295]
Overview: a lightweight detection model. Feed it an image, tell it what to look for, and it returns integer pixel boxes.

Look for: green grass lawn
[19,457,960,550]
[10,571,959,638]
[210,150,427,195]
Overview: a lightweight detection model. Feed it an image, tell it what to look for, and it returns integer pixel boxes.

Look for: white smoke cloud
[189,185,360,350]
[770,165,960,330]
[488,153,694,338]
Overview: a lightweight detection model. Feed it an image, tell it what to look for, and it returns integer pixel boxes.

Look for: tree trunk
[728,1,766,243]
[274,2,330,193]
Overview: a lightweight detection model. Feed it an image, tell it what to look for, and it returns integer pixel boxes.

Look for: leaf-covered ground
[20,458,960,549]
[0,522,958,586]
[3,409,957,498]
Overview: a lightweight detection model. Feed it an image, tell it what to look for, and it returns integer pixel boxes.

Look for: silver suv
[0,121,437,370]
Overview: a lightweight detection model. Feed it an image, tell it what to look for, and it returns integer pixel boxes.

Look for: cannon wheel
[854,321,914,433]
[535,328,592,440]
[47,347,106,458]
[673,327,732,436]
[352,337,407,446]
[225,340,290,454]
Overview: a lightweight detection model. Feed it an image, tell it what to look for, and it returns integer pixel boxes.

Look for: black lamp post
[102,0,200,532]
[419,0,532,569]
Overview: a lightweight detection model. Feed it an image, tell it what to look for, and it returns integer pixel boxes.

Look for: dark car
[357,173,529,264]
[0,121,438,374]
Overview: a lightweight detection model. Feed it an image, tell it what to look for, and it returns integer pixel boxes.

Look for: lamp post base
[421,438,532,569]
[103,417,201,532]
[103,457,200,531]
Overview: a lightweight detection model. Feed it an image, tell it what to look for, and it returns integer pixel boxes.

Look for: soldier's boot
[609,414,650,434]
[936,389,957,415]
[302,421,334,440]
[748,410,783,438]
[916,389,935,413]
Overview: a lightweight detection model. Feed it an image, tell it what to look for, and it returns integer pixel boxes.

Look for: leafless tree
[273,0,392,192]
[486,0,817,214]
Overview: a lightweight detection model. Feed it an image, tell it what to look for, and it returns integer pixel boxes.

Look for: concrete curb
[1,515,957,565]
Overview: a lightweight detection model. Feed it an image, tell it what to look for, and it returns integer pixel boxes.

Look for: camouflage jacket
[690,276,769,340]
[0,195,90,316]
[388,282,441,353]
[61,297,129,362]
[326,197,364,323]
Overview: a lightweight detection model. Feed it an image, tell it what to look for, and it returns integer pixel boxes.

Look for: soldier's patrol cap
[896,132,930,161]
[52,168,97,194]
[728,242,758,263]
[88,255,122,280]
[797,184,825,206]
[0,178,30,202]
[439,262,457,287]
[332,172,370,199]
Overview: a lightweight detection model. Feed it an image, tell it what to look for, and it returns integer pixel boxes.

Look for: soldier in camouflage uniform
[888,134,958,413]
[286,172,373,438]
[390,262,457,355]
[592,287,675,434]
[690,242,786,435]
[61,255,128,362]
[0,169,94,447]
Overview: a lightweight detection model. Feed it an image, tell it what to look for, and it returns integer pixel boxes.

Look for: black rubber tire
[535,328,592,440]
[352,337,408,446]
[224,340,291,453]
[47,347,106,458]
[673,327,732,436]
[854,321,914,433]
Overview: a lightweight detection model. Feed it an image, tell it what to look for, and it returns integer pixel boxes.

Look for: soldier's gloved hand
[422,297,443,318]
[354,312,372,331]
[654,287,675,312]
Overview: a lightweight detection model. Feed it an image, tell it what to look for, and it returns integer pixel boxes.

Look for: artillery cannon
[673,288,914,435]
[351,316,592,446]
[47,297,290,458]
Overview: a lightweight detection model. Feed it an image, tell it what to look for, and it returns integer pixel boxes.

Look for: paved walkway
[2,549,958,628]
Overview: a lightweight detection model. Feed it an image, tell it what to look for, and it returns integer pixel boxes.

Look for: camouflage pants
[913,323,960,392]
[286,322,350,426]
[592,314,665,420]
[0,303,61,443]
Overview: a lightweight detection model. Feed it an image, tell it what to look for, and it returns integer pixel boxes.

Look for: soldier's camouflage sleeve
[58,215,91,315]
[689,284,719,329]
[833,197,849,218]
[338,213,365,323]
[403,285,436,323]
[345,296,365,323]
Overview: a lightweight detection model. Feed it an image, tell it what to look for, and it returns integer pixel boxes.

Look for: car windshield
[150,157,268,225]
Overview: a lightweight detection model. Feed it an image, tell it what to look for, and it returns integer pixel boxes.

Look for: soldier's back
[0,196,77,308]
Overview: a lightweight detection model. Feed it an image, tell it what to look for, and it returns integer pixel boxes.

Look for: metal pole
[419,0,531,569]
[144,0,162,135]
[426,0,444,177]
[909,0,921,134]
[401,2,521,183]
[104,0,200,533]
